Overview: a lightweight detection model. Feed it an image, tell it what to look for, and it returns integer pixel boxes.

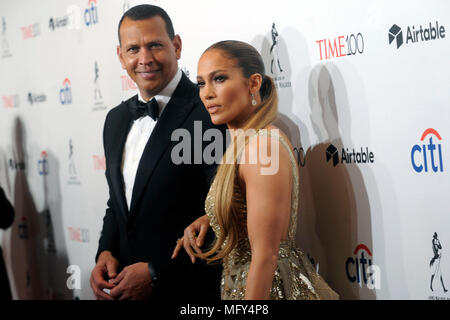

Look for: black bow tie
[130,97,159,121]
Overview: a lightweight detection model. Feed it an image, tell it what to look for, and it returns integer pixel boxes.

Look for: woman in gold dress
[172,40,338,300]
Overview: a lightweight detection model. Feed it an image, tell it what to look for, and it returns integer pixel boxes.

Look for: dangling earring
[251,93,257,106]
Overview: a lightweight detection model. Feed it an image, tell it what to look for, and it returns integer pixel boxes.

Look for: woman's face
[197,49,255,128]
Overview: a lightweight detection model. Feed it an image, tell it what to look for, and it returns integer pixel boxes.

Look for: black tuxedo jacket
[97,73,225,300]
[0,187,14,300]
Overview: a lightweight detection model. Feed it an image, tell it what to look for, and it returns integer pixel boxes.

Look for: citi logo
[389,21,445,49]
[411,128,444,173]
[326,144,374,166]
[59,78,72,105]
[84,0,99,27]
[18,216,29,239]
[38,151,49,175]
[346,244,380,289]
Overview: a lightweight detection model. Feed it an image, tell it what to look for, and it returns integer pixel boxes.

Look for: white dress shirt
[122,69,182,210]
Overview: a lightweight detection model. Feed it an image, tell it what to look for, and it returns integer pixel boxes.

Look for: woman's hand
[171,214,210,263]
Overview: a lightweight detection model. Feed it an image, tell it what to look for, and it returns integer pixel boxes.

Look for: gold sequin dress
[205,130,339,300]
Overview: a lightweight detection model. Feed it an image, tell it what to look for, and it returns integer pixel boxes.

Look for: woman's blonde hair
[197,40,279,262]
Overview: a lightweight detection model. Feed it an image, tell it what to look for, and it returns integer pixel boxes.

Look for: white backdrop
[0,0,449,300]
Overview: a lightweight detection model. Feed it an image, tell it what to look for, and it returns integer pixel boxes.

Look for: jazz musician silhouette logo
[93,61,105,110]
[1,16,8,48]
[68,139,81,185]
[69,139,77,177]
[270,23,283,74]
[430,232,448,293]
[1,17,6,37]
[1,16,11,58]
[94,61,102,100]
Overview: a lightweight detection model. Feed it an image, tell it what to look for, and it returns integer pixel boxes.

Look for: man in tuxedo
[0,186,14,300]
[89,5,224,300]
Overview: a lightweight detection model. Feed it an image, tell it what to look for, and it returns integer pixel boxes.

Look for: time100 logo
[316,33,365,60]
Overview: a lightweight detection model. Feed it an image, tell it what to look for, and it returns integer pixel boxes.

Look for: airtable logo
[411,128,444,173]
[389,21,445,49]
[49,15,68,31]
[388,24,403,48]
[28,92,47,105]
[326,144,374,166]
[326,144,339,167]
[59,78,72,105]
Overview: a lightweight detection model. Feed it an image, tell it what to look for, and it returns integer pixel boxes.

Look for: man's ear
[117,45,126,70]
[172,35,182,60]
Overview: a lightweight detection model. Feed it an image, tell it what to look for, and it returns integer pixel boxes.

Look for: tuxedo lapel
[107,99,134,222]
[129,75,196,214]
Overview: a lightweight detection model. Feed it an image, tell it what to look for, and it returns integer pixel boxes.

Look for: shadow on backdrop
[302,64,375,300]
[6,118,71,299]
[255,25,380,299]
[40,150,71,299]
[8,117,46,299]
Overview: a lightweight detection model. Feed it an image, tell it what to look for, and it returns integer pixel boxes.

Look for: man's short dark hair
[118,4,175,45]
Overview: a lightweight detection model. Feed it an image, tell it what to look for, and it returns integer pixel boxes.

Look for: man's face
[117,16,181,100]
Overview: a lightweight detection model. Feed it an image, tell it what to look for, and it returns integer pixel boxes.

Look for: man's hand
[90,250,119,300]
[109,262,154,300]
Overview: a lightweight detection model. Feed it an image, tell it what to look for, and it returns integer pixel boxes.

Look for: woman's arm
[239,133,293,299]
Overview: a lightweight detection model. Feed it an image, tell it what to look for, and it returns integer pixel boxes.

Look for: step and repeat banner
[0,0,449,300]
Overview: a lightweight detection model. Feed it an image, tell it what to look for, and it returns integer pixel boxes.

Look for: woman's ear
[249,73,263,95]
